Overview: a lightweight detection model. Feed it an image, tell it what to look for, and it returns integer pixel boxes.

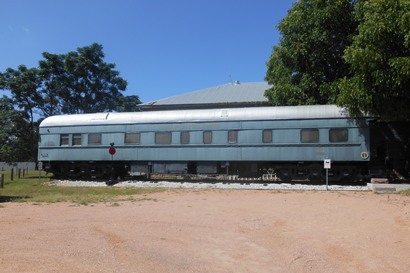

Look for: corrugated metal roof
[140,81,271,106]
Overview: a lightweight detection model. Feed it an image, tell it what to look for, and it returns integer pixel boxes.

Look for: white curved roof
[40,105,353,127]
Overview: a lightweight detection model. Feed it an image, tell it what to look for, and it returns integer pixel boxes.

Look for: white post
[324,159,331,191]
[326,168,329,191]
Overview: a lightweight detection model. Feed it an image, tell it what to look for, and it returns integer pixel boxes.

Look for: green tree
[265,0,357,106]
[2,65,42,124]
[38,52,67,116]
[3,43,129,119]
[114,95,142,112]
[1,43,131,161]
[0,97,36,162]
[337,0,410,120]
[3,64,58,161]
[0,72,4,89]
[62,43,128,114]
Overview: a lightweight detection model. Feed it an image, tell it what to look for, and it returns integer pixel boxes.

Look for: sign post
[324,159,331,191]
[108,143,116,185]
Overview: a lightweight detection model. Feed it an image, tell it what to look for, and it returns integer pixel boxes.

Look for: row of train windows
[59,128,348,146]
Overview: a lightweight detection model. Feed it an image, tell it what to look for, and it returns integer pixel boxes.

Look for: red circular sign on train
[109,146,116,155]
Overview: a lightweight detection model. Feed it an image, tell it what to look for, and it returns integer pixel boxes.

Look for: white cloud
[6,26,30,33]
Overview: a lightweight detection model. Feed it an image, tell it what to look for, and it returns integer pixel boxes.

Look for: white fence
[0,162,36,171]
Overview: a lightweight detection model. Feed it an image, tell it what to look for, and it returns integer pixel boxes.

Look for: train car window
[125,133,140,144]
[203,131,212,144]
[88,133,102,145]
[300,129,319,143]
[181,131,190,144]
[262,130,272,143]
[72,134,82,146]
[60,134,69,146]
[155,132,172,144]
[329,128,348,142]
[228,130,238,144]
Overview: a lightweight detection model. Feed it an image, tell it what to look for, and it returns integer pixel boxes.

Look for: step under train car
[38,105,373,182]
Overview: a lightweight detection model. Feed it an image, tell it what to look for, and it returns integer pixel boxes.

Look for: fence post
[0,174,4,188]
[10,168,14,181]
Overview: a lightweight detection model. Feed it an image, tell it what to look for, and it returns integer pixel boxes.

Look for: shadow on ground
[0,196,27,203]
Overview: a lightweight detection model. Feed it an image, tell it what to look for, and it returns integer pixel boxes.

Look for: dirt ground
[1,189,409,273]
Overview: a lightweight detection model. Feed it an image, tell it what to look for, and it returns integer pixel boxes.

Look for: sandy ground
[0,189,409,273]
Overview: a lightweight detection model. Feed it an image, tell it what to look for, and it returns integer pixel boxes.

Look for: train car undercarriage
[46,160,368,183]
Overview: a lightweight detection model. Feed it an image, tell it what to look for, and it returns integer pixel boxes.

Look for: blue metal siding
[38,115,371,163]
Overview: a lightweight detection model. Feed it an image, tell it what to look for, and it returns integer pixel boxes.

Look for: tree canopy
[337,0,410,120]
[2,43,141,120]
[0,43,142,161]
[59,43,129,114]
[0,96,36,161]
[265,0,410,120]
[265,0,356,106]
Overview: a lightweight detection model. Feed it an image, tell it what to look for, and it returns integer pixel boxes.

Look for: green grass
[401,189,410,196]
[0,170,163,205]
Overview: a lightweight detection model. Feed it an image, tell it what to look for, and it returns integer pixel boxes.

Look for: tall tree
[1,67,40,161]
[3,43,129,119]
[2,65,42,124]
[0,97,36,162]
[62,43,128,114]
[1,43,131,161]
[37,52,67,116]
[265,0,357,106]
[337,0,410,120]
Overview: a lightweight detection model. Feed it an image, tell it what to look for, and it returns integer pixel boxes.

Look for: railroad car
[37,105,409,182]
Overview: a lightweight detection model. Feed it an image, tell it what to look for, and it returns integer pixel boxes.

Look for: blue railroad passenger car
[38,105,372,182]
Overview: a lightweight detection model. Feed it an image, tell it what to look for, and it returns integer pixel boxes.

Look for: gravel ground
[50,179,369,191]
[1,187,409,273]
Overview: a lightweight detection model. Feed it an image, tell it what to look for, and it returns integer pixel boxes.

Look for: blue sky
[1,0,295,103]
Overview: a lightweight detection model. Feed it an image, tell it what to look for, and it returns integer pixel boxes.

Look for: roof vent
[234,80,240,85]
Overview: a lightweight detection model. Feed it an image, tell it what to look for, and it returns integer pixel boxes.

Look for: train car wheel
[296,167,309,180]
[308,164,324,183]
[278,168,292,182]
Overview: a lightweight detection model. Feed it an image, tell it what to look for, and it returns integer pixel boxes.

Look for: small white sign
[38,162,43,170]
[324,159,331,169]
